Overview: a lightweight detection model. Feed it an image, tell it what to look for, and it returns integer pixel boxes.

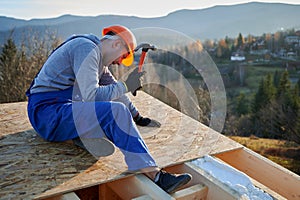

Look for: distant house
[231,52,245,61]
[285,36,299,44]
[287,51,297,58]
[278,49,287,57]
[251,39,265,50]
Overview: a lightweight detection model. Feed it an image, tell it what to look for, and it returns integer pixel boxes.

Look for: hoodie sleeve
[98,67,138,116]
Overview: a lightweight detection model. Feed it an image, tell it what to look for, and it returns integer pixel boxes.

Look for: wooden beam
[135,174,175,200]
[60,193,80,200]
[215,148,300,200]
[45,192,80,200]
[166,163,240,200]
[250,177,287,200]
[75,185,99,199]
[171,184,208,200]
[99,183,123,200]
[104,174,175,200]
[132,195,153,200]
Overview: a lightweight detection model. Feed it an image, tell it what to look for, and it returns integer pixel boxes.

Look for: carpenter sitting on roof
[26,25,191,193]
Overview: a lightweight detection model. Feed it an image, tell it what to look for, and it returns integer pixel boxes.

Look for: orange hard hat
[102,25,137,66]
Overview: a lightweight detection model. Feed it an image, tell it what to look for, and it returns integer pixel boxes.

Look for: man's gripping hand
[124,67,145,96]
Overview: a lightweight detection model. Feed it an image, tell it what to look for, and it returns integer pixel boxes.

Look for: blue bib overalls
[26,86,156,171]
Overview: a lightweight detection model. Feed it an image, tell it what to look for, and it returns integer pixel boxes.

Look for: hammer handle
[138,51,147,72]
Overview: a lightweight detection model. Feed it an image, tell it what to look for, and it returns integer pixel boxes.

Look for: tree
[252,78,265,112]
[273,31,283,52]
[251,74,277,138]
[0,31,61,103]
[265,33,273,52]
[297,78,300,96]
[277,71,293,108]
[272,71,300,142]
[265,73,276,100]
[292,84,299,106]
[236,33,245,49]
[236,92,249,116]
[0,38,18,102]
[273,70,281,88]
[203,39,215,49]
[288,83,300,143]
[252,74,276,112]
[216,39,230,59]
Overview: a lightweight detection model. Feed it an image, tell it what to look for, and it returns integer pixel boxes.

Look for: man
[26,25,191,193]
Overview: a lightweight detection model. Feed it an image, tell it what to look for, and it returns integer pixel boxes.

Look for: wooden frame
[165,163,241,200]
[215,148,300,200]
[38,148,300,200]
[100,174,175,200]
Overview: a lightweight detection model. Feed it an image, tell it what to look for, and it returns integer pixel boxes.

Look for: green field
[225,63,299,108]
[244,65,285,90]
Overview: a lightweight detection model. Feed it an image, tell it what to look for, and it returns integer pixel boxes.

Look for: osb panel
[0,92,241,199]
[36,92,241,199]
[0,101,32,137]
[0,129,97,199]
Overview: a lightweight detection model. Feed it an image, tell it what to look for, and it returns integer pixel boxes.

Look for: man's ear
[112,39,122,49]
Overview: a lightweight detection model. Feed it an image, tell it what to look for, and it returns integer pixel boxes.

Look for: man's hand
[134,113,161,127]
[124,67,145,96]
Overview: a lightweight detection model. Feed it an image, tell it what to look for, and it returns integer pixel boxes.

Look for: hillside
[1,2,300,46]
[230,136,300,175]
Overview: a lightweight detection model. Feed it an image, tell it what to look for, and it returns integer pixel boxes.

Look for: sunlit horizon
[1,0,300,20]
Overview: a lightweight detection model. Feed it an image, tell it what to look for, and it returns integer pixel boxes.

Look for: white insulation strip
[191,155,273,200]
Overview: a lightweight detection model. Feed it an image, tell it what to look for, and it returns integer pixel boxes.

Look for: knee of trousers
[110,102,132,119]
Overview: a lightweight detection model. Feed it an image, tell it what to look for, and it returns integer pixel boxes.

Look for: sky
[1,0,300,20]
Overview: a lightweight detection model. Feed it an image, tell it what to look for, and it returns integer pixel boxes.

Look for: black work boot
[154,170,192,193]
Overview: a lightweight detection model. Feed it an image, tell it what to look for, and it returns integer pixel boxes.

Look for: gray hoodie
[29,34,137,115]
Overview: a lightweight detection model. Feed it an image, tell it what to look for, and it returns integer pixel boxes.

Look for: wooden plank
[60,193,80,200]
[99,184,123,200]
[75,185,99,199]
[105,174,175,200]
[135,174,175,200]
[46,192,80,200]
[132,195,153,200]
[215,148,300,200]
[106,176,144,199]
[166,163,239,200]
[250,177,287,200]
[171,184,208,200]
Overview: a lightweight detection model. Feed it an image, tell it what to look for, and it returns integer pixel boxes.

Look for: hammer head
[134,43,157,52]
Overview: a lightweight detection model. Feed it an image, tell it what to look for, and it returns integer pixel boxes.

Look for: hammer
[131,43,156,96]
[134,43,157,72]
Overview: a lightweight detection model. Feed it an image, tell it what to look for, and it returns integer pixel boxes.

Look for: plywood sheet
[0,92,241,199]
[35,92,241,199]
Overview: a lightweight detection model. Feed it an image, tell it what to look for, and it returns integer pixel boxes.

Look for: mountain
[0,2,300,46]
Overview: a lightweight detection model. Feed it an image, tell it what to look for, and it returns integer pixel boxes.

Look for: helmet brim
[122,51,134,66]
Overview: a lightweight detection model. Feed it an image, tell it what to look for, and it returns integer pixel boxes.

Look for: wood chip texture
[0,92,241,199]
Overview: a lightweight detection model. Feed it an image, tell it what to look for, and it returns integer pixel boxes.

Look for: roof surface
[0,92,241,199]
